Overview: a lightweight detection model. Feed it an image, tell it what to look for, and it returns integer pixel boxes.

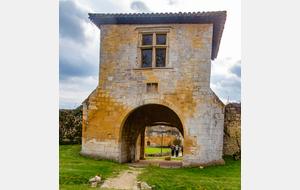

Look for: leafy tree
[173,139,181,146]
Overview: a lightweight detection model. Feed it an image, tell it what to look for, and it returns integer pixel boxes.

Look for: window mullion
[153,33,156,68]
[152,47,155,68]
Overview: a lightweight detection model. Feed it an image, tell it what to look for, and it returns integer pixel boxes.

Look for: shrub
[59,105,83,145]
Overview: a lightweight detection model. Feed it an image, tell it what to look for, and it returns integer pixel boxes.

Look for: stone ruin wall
[145,126,182,147]
[222,103,241,156]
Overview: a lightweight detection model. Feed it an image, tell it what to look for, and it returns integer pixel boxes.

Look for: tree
[173,139,181,146]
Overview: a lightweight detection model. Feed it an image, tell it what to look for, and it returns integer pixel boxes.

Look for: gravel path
[100,167,144,189]
[100,154,183,189]
[125,159,183,168]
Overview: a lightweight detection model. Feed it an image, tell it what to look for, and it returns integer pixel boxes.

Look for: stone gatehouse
[80,11,227,167]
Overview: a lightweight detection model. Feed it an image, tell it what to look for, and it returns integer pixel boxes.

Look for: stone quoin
[80,11,227,167]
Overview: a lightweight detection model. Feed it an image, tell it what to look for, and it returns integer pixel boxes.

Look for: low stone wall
[222,103,241,158]
[145,151,171,157]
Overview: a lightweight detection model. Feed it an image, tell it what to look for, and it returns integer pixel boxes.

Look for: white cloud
[211,73,241,103]
[59,76,98,109]
[77,0,129,13]
[210,57,241,103]
[211,58,240,77]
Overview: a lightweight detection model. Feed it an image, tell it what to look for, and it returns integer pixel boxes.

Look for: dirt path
[100,167,144,189]
[126,159,182,168]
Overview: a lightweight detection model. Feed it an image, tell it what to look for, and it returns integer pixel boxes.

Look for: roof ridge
[88,10,227,16]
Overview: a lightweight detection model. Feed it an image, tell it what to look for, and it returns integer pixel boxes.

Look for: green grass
[60,145,241,190]
[137,156,241,190]
[145,145,183,160]
[59,145,129,190]
[145,145,171,154]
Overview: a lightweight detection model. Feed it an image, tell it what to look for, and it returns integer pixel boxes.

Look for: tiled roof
[88,11,226,60]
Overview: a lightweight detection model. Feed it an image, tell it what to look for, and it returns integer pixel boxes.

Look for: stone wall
[135,132,141,161]
[222,103,241,156]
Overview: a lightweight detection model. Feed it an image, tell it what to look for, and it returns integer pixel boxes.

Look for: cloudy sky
[59,0,241,109]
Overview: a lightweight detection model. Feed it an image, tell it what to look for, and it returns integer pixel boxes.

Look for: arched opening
[119,104,184,164]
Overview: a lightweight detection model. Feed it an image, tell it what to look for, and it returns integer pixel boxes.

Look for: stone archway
[81,91,225,167]
[119,103,184,164]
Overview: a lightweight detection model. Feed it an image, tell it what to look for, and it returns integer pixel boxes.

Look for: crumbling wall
[222,103,241,157]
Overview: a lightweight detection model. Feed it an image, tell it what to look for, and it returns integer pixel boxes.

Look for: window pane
[156,49,166,67]
[142,35,152,45]
[156,34,166,45]
[142,49,152,67]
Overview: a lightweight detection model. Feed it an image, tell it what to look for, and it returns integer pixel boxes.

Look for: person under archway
[175,145,179,157]
[171,145,175,156]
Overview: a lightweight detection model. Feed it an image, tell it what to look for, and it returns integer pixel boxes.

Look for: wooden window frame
[140,32,168,68]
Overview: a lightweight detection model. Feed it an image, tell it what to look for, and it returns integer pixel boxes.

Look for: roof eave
[88,11,227,60]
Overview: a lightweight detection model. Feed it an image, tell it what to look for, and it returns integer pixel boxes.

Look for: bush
[59,105,83,145]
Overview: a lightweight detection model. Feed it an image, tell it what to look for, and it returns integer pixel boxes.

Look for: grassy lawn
[60,145,241,190]
[137,156,241,190]
[145,145,183,160]
[59,145,130,190]
[145,145,171,154]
